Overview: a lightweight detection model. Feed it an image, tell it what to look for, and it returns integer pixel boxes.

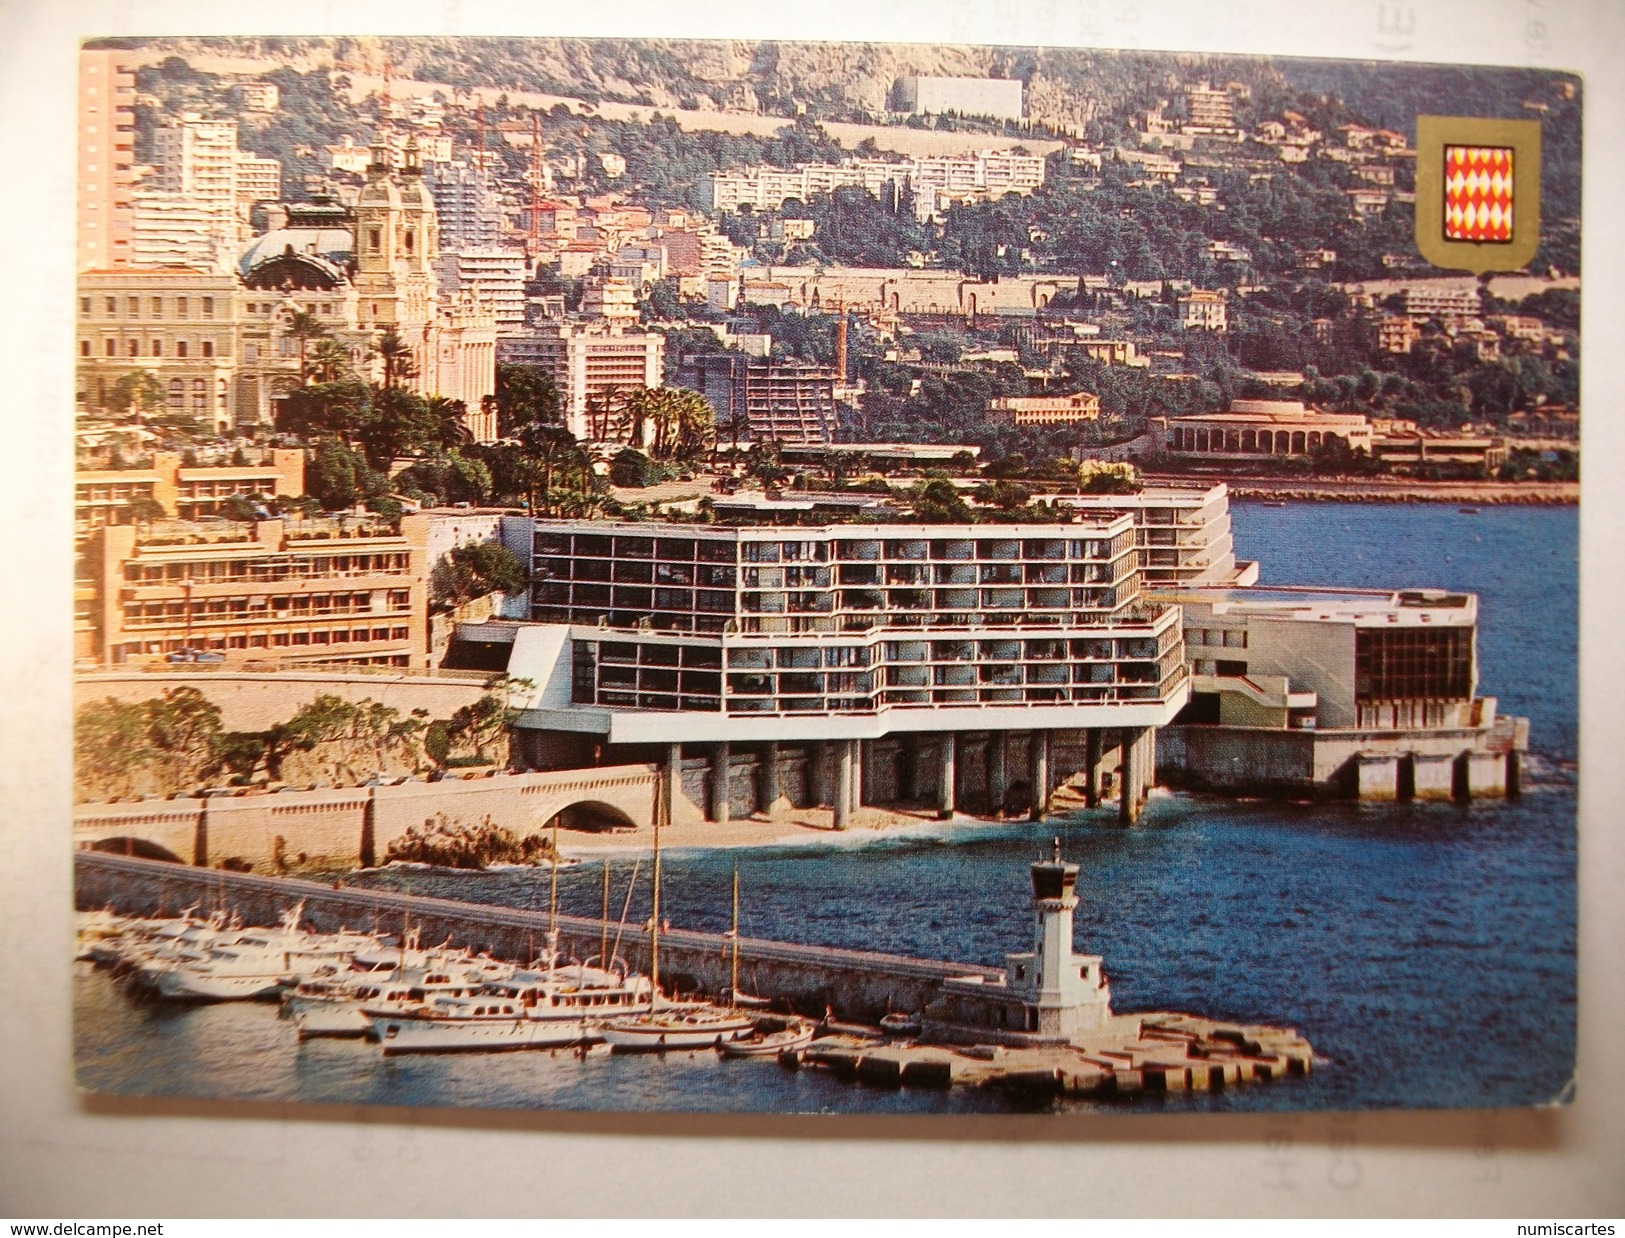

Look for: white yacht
[371,995,589,1055]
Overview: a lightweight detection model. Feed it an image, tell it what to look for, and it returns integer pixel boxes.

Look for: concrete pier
[1410,752,1456,801]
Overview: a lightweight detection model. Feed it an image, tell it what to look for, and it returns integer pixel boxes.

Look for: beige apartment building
[80,514,430,668]
[498,324,665,441]
[75,449,306,540]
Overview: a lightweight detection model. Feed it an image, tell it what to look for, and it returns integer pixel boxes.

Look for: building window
[192,379,206,411]
[201,340,214,358]
[80,297,91,316]
[369,228,381,252]
[151,339,162,357]
[176,297,188,319]
[105,339,116,357]
[176,340,188,358]
[201,296,214,319]
[126,340,138,357]
[151,297,162,317]
[105,297,116,314]
[80,340,91,357]
[128,296,139,318]
[167,379,183,410]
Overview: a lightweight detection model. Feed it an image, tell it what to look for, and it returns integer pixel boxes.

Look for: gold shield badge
[1414,115,1542,274]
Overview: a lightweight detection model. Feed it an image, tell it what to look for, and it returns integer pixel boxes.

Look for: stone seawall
[75,851,999,1022]
[75,765,661,871]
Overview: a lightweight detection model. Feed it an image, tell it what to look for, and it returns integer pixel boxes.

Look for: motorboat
[371,995,589,1055]
[288,963,486,1038]
[879,1011,923,1038]
[718,1019,816,1058]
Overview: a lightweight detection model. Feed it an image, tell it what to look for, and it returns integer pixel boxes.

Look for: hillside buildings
[1164,400,1375,461]
[703,151,1045,222]
[78,141,498,437]
[988,393,1102,426]
[676,354,841,445]
[498,323,665,441]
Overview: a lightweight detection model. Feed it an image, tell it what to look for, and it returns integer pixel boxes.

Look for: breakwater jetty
[77,848,1315,1100]
[75,851,999,1021]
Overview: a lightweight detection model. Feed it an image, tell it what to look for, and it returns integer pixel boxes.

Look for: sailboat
[600,774,754,1052]
[724,867,772,1010]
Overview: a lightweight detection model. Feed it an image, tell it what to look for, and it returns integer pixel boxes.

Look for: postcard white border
[2,0,1621,1217]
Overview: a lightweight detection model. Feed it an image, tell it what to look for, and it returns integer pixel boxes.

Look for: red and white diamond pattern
[1444,145,1514,242]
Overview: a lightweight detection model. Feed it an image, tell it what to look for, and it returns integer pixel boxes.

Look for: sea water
[74,502,1578,1115]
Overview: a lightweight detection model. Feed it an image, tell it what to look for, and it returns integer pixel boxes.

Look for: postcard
[70,34,1578,1118]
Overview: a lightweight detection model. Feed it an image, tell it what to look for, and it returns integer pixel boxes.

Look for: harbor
[76,843,1315,1101]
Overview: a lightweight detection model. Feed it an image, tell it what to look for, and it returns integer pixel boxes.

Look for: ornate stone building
[77,135,496,439]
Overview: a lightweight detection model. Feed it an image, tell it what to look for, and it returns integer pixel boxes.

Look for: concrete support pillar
[710,742,731,825]
[758,741,781,818]
[989,731,1008,819]
[850,739,864,816]
[1356,752,1401,801]
[811,741,831,808]
[937,733,957,820]
[1084,728,1101,809]
[1141,727,1157,799]
[835,740,854,831]
[1119,727,1144,824]
[1029,729,1050,822]
[663,743,682,827]
[1506,750,1523,798]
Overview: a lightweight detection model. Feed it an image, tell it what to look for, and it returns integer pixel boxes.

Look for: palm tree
[426,396,472,449]
[306,336,355,384]
[283,310,328,386]
[375,327,416,391]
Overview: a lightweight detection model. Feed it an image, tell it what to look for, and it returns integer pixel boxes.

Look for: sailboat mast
[650,792,662,1005]
[600,861,610,969]
[731,866,740,1002]
[547,817,560,968]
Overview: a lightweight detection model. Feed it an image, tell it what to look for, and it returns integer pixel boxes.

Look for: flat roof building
[81,514,429,669]
[988,393,1101,426]
[677,354,840,445]
[1165,400,1374,461]
[78,49,137,271]
[498,324,666,442]
[75,448,305,540]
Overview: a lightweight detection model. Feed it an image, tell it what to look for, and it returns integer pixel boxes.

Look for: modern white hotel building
[459,516,1191,827]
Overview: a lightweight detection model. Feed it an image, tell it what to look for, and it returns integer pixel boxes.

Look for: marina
[71,502,1578,1114]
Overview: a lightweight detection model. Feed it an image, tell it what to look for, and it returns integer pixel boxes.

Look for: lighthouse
[923,840,1115,1044]
[1006,838,1114,1037]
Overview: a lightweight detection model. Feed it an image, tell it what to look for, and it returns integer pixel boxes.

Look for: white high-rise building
[435,247,529,335]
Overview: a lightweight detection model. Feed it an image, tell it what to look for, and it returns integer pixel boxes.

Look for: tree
[306,336,355,384]
[623,386,715,459]
[426,396,473,449]
[430,541,528,607]
[908,473,975,523]
[494,364,562,437]
[110,370,165,419]
[275,378,369,443]
[374,327,417,391]
[142,687,224,791]
[119,495,168,533]
[282,309,328,386]
[359,386,436,467]
[609,448,669,489]
[75,697,153,800]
